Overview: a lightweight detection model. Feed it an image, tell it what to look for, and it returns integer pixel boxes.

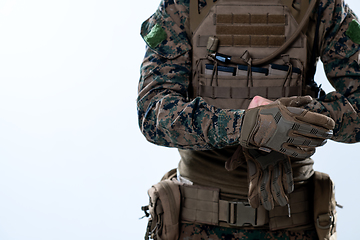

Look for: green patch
[346,20,360,44]
[144,24,167,49]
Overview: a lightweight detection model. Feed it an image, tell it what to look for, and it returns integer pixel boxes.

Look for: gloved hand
[243,148,293,210]
[226,96,315,171]
[239,101,335,159]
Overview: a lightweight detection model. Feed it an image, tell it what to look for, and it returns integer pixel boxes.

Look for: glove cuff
[239,107,260,148]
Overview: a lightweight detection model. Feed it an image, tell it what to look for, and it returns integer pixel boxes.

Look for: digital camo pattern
[305,1,360,142]
[138,0,360,150]
[139,0,243,150]
[179,223,319,240]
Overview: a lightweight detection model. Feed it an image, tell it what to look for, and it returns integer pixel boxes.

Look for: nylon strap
[199,85,301,99]
[197,35,293,48]
[180,184,268,227]
[179,182,313,230]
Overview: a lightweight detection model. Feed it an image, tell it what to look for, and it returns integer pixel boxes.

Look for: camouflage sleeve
[306,0,360,143]
[137,0,244,150]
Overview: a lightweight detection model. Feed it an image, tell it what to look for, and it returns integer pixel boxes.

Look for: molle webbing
[217,25,285,36]
[196,35,304,49]
[216,14,286,24]
[215,14,286,47]
[190,0,311,35]
[180,182,312,230]
[190,0,316,109]
[180,183,269,227]
[199,84,301,99]
[217,35,286,47]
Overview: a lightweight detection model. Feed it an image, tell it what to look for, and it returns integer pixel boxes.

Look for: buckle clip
[317,213,334,230]
[228,201,256,227]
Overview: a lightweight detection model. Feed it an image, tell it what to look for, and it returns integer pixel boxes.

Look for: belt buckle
[228,201,256,227]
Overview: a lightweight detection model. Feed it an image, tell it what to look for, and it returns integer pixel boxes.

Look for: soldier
[138,0,360,239]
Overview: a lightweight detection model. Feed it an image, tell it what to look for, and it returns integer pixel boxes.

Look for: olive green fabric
[178,147,316,198]
[346,19,360,44]
[144,23,167,49]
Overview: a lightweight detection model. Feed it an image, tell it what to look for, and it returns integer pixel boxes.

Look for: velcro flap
[141,10,191,59]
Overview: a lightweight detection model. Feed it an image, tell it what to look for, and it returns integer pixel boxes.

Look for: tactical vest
[180,0,319,195]
[177,0,321,231]
[189,0,318,109]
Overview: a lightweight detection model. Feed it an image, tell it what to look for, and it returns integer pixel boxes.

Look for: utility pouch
[144,176,181,240]
[313,171,337,240]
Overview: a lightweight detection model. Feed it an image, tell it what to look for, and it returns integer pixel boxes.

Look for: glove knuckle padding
[287,131,327,147]
[288,107,335,130]
[240,104,334,159]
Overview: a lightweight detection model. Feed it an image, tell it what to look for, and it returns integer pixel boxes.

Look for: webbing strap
[217,14,286,24]
[180,184,267,227]
[217,25,285,36]
[199,85,301,99]
[197,35,303,48]
[180,182,313,230]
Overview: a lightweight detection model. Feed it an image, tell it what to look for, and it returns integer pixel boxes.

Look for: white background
[0,0,359,239]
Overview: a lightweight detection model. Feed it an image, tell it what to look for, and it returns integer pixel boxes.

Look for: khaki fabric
[189,0,316,110]
[177,0,323,233]
[180,0,319,203]
[313,172,337,240]
[146,179,181,240]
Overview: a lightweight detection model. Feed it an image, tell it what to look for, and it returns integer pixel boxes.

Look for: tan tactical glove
[243,148,293,210]
[226,96,315,171]
[239,101,335,159]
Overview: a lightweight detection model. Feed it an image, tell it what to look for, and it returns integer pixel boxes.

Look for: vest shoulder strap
[189,0,217,34]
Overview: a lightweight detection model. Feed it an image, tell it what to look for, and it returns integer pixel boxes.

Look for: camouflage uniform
[138,0,360,239]
[180,223,319,240]
[139,0,360,150]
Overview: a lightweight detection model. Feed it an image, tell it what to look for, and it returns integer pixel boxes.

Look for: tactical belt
[179,183,312,230]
